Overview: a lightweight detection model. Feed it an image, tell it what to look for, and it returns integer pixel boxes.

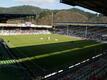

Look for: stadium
[0,0,107,80]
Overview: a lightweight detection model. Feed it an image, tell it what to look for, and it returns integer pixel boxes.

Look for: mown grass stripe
[0,43,102,65]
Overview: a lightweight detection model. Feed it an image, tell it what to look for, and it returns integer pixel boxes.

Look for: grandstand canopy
[61,0,107,15]
[55,22,107,27]
[0,14,36,19]
[0,14,36,23]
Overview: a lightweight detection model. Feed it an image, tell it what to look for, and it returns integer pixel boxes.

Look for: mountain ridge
[0,5,106,25]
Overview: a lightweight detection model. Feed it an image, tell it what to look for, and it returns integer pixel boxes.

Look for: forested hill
[0,5,107,25]
[0,5,43,14]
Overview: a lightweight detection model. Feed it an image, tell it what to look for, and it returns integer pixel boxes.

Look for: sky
[0,0,98,14]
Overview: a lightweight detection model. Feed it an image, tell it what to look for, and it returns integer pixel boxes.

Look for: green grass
[2,34,77,48]
[0,34,106,72]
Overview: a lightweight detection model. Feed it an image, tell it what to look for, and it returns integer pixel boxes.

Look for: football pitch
[0,34,106,74]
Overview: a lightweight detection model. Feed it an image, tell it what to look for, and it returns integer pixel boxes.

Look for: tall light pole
[85,26,88,38]
[52,11,55,34]
[51,11,54,26]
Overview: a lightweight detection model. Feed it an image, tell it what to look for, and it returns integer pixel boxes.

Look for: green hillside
[0,5,107,24]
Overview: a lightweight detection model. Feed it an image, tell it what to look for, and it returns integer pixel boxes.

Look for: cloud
[15,0,58,4]
[13,0,67,9]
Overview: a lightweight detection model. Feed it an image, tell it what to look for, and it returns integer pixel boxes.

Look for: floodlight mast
[36,13,39,25]
[67,25,69,36]
[51,11,56,34]
[51,11,54,26]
